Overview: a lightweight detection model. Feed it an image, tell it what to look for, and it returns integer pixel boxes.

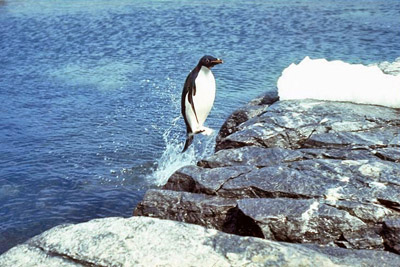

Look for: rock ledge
[135,95,400,262]
[2,95,400,266]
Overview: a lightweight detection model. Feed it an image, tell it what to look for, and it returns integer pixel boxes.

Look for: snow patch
[277,57,400,108]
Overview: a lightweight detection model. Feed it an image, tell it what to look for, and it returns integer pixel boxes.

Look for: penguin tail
[182,134,194,153]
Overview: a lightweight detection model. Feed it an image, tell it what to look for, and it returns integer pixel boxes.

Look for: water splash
[149,116,217,186]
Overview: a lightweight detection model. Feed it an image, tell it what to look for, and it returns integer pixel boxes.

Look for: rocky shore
[1,93,400,266]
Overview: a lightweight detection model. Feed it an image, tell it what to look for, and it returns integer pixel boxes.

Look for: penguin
[181,55,223,152]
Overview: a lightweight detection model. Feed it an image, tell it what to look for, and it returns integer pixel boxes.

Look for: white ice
[277,56,400,108]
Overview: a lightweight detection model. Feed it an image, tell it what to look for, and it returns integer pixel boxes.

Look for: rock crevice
[135,96,400,259]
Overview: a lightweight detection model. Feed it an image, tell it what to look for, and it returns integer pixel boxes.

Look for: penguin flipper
[181,72,200,124]
[188,89,199,124]
[181,69,201,153]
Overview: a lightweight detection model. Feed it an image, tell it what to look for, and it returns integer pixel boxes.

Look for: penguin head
[198,55,223,69]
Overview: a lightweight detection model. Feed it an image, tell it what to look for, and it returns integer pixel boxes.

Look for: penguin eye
[205,59,210,64]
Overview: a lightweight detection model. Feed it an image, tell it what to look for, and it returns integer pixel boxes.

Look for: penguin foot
[198,127,213,136]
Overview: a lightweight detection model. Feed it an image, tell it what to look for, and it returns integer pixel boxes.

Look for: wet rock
[134,189,265,238]
[133,189,237,231]
[163,165,253,195]
[134,98,400,258]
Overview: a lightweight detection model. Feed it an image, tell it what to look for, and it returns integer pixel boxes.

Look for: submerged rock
[135,97,400,259]
[1,216,399,267]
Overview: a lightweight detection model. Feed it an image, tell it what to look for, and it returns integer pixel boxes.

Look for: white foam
[149,116,217,186]
[277,57,400,108]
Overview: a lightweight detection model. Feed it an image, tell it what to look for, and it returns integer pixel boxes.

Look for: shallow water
[0,0,399,253]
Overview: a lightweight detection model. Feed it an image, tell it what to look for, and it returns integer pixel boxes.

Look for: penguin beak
[211,59,223,64]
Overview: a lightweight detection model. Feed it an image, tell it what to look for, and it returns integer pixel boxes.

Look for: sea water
[0,0,399,253]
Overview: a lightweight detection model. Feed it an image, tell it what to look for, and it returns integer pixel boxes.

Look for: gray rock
[0,244,80,267]
[382,218,400,254]
[4,98,400,264]
[372,147,400,163]
[163,165,253,195]
[133,189,238,233]
[304,127,400,149]
[216,99,400,151]
[237,198,366,245]
[219,158,400,201]
[215,91,279,151]
[236,197,390,250]
[134,99,400,256]
[327,200,395,224]
[134,189,264,237]
[1,216,399,267]
[302,243,400,267]
[198,146,306,168]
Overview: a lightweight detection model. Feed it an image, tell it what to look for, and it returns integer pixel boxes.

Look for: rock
[3,97,400,264]
[1,216,399,267]
[219,158,400,201]
[198,146,306,168]
[376,56,400,76]
[372,147,400,163]
[134,189,264,237]
[216,100,400,151]
[133,189,238,233]
[382,218,400,254]
[302,243,400,266]
[0,244,80,267]
[215,91,279,151]
[163,165,253,195]
[237,198,368,245]
[134,98,400,257]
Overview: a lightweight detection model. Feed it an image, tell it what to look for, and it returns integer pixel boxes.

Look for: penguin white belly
[185,66,216,133]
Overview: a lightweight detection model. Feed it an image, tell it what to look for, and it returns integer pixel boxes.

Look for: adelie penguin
[181,55,223,152]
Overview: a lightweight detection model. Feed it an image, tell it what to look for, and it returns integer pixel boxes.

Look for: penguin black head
[198,55,223,69]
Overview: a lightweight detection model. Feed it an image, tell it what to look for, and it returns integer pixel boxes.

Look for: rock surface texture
[2,95,400,266]
[1,216,400,267]
[135,95,400,262]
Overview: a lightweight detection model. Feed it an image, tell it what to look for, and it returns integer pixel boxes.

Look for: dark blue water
[1,0,399,253]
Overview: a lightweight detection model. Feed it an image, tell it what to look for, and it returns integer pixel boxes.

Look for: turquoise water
[0,0,399,253]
